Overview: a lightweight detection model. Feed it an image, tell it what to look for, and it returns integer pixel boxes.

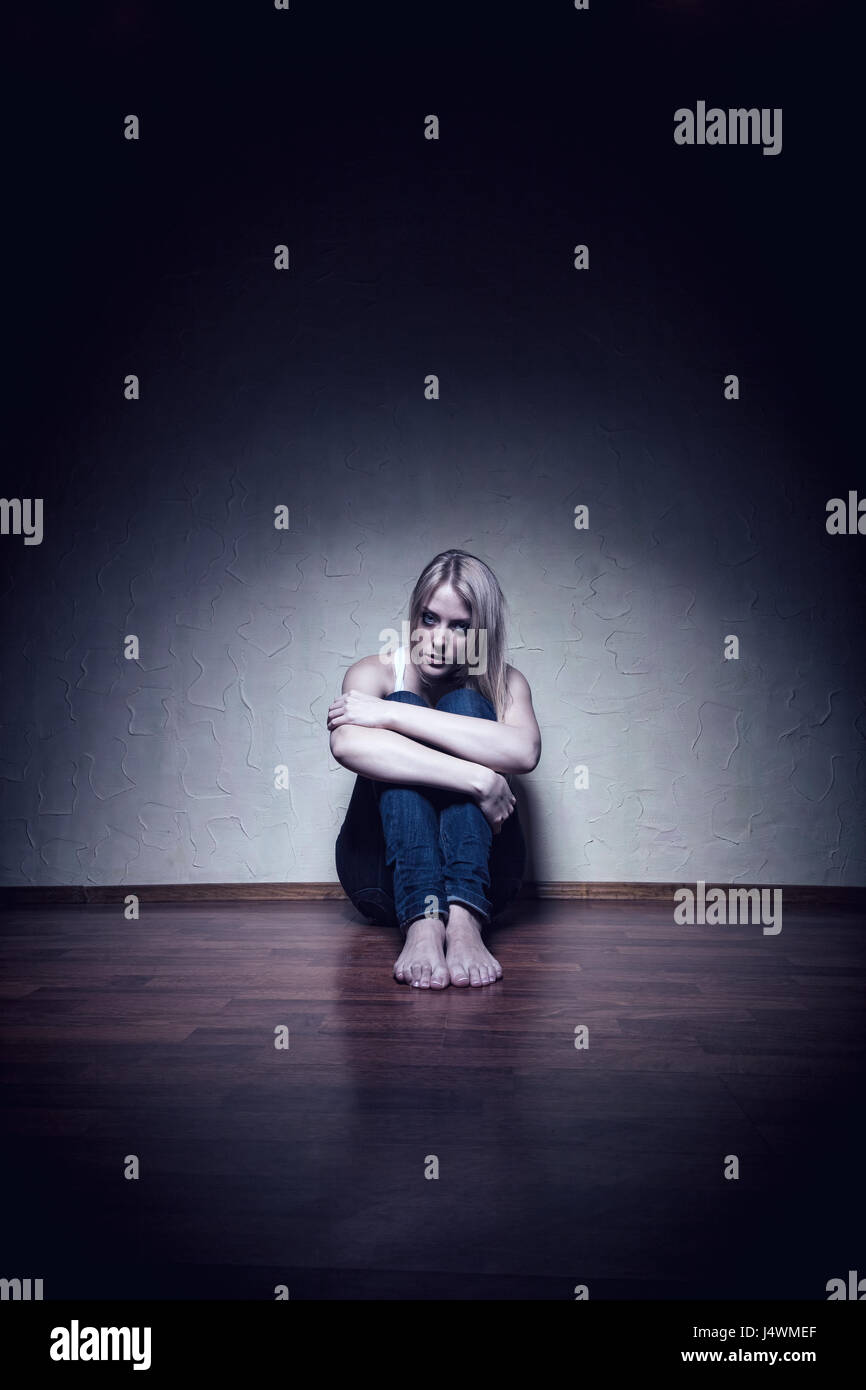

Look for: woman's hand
[327,689,392,732]
[473,767,517,835]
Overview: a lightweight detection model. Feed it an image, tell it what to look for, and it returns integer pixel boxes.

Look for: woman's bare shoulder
[503,664,539,720]
[504,663,532,693]
[340,651,393,696]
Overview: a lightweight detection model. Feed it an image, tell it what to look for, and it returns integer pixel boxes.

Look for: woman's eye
[421,615,469,630]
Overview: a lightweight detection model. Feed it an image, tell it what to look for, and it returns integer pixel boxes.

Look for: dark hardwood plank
[1,899,863,1299]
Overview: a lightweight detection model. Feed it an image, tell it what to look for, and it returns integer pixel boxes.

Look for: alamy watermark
[1,1276,43,1299]
[49,1321,151,1371]
[674,880,782,935]
[826,492,865,534]
[674,103,782,157]
[0,497,43,544]
[378,621,488,675]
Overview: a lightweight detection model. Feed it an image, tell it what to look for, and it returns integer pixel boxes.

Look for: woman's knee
[435,686,495,719]
[384,690,429,706]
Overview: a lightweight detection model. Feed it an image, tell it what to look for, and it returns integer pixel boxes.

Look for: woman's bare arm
[328,652,487,794]
[328,653,518,829]
[331,722,489,797]
[384,667,540,774]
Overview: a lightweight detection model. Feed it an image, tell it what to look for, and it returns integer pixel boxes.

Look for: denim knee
[384,690,428,706]
[435,686,495,719]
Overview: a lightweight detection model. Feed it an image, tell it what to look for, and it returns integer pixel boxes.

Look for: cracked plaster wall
[4,54,864,889]
[3,414,863,887]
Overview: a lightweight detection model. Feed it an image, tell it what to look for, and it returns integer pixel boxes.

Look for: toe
[469,964,482,986]
[419,964,432,989]
[431,965,449,989]
[450,959,470,986]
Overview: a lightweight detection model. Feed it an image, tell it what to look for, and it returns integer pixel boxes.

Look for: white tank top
[392,644,406,693]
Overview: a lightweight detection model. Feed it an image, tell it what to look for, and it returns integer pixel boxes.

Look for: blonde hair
[407,549,510,721]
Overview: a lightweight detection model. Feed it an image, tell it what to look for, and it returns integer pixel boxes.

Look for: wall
[3,3,863,887]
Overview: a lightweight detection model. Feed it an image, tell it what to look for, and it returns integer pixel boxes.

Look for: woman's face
[413,583,473,681]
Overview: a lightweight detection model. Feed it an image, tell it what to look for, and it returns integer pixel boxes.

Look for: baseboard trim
[0,882,863,906]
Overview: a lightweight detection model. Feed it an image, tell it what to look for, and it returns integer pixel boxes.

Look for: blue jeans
[335,687,526,936]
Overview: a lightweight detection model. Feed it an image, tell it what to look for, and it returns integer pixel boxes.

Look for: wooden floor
[1,897,863,1300]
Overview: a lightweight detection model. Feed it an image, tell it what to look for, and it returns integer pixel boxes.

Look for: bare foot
[444,903,502,987]
[394,916,449,989]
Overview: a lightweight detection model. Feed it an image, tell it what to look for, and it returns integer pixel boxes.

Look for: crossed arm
[382,671,540,773]
[327,657,541,791]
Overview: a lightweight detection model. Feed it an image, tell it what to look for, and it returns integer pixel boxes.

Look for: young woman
[329,549,541,989]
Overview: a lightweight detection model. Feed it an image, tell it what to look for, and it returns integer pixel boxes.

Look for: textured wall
[4,2,864,887]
